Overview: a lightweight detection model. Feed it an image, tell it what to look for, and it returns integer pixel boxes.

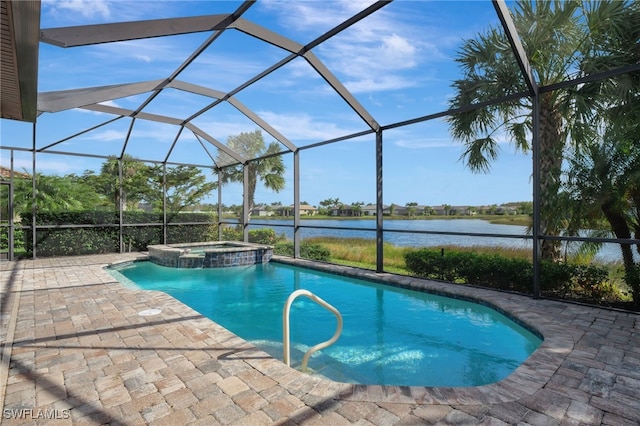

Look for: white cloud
[263,1,444,94]
[98,100,121,108]
[261,0,375,33]
[85,129,126,142]
[44,0,111,20]
[392,130,514,150]
[77,100,123,115]
[255,111,362,142]
[194,118,264,143]
[342,75,417,94]
[94,38,178,64]
[381,34,417,66]
[12,156,88,175]
[181,54,277,90]
[394,137,454,149]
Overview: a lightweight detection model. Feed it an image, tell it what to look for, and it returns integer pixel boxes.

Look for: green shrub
[274,241,331,262]
[221,226,241,241]
[220,226,284,245]
[248,228,283,245]
[542,263,619,301]
[539,260,573,293]
[403,248,611,299]
[22,210,218,256]
[404,248,450,280]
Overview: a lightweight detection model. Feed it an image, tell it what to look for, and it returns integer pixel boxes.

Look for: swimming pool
[109,260,542,387]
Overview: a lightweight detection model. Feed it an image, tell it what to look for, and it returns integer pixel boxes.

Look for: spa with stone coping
[148,241,273,268]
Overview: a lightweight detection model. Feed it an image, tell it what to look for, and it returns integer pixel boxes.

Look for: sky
[0,0,533,208]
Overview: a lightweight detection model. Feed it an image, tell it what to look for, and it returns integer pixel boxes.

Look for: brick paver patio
[1,253,639,425]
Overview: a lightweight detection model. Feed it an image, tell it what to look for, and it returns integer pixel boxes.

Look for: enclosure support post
[8,152,14,260]
[162,163,167,244]
[31,122,37,260]
[375,129,384,273]
[531,96,541,298]
[217,170,223,241]
[293,150,300,258]
[242,164,250,242]
[118,158,124,253]
[1,149,15,260]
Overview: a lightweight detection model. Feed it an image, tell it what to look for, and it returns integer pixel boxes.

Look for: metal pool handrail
[282,289,343,372]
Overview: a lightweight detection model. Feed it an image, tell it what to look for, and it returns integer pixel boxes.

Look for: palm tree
[565,138,640,305]
[218,130,285,220]
[406,202,418,217]
[351,201,364,217]
[563,0,640,306]
[447,1,634,261]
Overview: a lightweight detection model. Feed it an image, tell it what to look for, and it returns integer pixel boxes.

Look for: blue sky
[1,0,532,208]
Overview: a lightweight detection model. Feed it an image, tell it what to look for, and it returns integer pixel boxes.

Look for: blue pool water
[110,261,542,387]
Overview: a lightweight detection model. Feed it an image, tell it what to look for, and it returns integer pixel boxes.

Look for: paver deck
[1,253,639,425]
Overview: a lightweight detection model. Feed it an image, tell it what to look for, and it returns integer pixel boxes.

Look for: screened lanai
[1,0,639,308]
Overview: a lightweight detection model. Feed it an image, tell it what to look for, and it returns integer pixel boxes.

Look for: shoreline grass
[303,236,535,274]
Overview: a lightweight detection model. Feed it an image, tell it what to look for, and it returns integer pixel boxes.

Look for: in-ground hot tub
[148,241,273,268]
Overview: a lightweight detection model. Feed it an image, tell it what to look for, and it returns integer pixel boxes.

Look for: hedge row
[221,227,285,245]
[21,211,218,256]
[404,248,616,300]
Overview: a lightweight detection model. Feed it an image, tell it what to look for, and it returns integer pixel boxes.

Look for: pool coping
[106,254,574,406]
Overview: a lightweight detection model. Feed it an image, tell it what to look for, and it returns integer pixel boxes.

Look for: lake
[245,218,624,263]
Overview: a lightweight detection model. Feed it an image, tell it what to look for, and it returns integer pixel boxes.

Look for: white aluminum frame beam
[40,14,233,47]
[38,80,164,113]
[80,103,183,126]
[167,80,227,101]
[492,0,538,95]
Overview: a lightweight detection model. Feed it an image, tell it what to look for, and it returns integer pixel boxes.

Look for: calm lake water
[246,218,624,263]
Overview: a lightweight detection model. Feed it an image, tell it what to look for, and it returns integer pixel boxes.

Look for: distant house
[389,205,408,216]
[450,206,475,215]
[299,204,317,216]
[403,204,428,216]
[275,204,318,216]
[428,205,475,216]
[431,205,448,215]
[252,204,275,217]
[275,205,292,216]
[329,204,353,216]
[362,204,375,216]
[496,205,518,215]
[362,204,390,216]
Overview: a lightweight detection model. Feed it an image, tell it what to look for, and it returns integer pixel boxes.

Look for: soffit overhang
[0,0,40,123]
